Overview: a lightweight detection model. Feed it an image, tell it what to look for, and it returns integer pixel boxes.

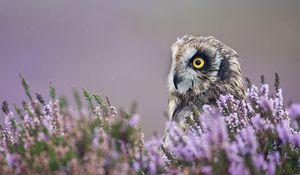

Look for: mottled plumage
[168,35,245,125]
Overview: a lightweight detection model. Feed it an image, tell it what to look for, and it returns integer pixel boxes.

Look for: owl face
[168,35,239,96]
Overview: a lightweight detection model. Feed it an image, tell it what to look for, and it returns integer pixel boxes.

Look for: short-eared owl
[168,35,245,123]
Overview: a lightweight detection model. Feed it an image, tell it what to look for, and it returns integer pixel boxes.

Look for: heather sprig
[20,74,32,102]
[49,83,56,101]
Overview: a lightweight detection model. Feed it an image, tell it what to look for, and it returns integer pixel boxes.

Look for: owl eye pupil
[195,59,201,65]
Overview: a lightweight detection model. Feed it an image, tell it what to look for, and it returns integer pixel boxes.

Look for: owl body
[168,35,245,123]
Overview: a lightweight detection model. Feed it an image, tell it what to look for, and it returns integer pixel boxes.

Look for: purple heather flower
[247,85,259,101]
[229,161,250,175]
[226,143,250,175]
[145,136,163,170]
[252,154,268,172]
[237,126,258,155]
[239,100,248,114]
[111,150,119,159]
[292,133,300,146]
[179,143,195,161]
[148,161,157,175]
[266,163,275,175]
[202,104,212,113]
[251,114,266,130]
[258,96,273,111]
[287,104,300,130]
[5,153,14,168]
[217,94,239,113]
[42,103,53,116]
[288,104,300,119]
[263,121,275,130]
[132,161,140,171]
[275,89,283,107]
[267,151,280,164]
[42,116,54,133]
[246,101,255,113]
[200,166,212,175]
[217,94,229,113]
[276,120,292,144]
[24,113,33,126]
[260,84,269,97]
[37,132,48,141]
[128,114,140,126]
[4,112,14,129]
[92,128,100,149]
[224,112,240,132]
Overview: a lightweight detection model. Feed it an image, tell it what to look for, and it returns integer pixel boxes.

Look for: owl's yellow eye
[192,58,205,69]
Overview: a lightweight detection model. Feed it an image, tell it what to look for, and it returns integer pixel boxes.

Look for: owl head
[168,35,244,99]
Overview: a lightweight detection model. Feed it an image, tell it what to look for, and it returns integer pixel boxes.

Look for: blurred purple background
[1,1,300,138]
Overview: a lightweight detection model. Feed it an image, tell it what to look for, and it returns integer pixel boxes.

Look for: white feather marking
[182,47,197,64]
[209,50,223,76]
[215,50,223,67]
[171,45,179,59]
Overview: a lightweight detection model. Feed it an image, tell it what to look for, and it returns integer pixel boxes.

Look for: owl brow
[191,50,209,60]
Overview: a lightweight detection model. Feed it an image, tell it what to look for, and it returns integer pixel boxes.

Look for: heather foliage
[0,76,299,175]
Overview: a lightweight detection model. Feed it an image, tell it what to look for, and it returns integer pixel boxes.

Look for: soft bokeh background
[1,0,299,138]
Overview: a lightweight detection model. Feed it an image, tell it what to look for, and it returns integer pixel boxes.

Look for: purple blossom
[258,96,273,111]
[4,112,14,129]
[237,126,258,155]
[132,161,140,171]
[229,161,250,175]
[260,84,269,97]
[251,114,266,130]
[292,133,300,146]
[37,132,48,141]
[226,143,250,175]
[275,89,283,107]
[5,153,14,168]
[267,151,280,164]
[128,114,140,126]
[24,113,33,126]
[288,104,300,119]
[252,154,268,172]
[145,137,163,175]
[200,166,212,175]
[202,104,212,113]
[276,120,292,144]
[266,162,275,175]
[247,85,259,101]
[92,128,100,149]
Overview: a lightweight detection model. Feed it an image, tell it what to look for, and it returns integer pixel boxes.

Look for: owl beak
[173,74,193,93]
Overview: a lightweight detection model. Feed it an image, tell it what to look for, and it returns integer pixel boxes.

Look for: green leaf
[20,74,32,101]
[61,150,76,166]
[14,104,24,120]
[93,94,102,105]
[49,147,59,171]
[83,89,94,111]
[73,90,82,111]
[49,82,56,100]
[59,96,68,112]
[30,141,49,156]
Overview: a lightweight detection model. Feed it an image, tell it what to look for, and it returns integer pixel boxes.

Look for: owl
[168,35,245,124]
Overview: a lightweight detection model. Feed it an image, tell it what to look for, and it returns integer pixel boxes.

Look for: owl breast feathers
[168,35,245,123]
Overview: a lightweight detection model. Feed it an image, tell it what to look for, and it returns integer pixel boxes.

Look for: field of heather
[0,76,299,175]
